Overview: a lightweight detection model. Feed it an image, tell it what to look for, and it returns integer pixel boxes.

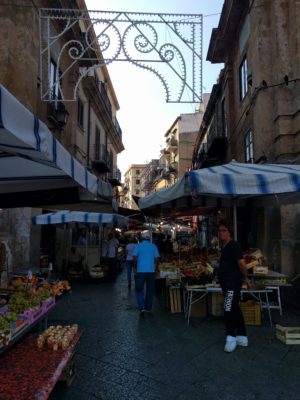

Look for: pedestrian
[218,220,250,352]
[125,236,137,289]
[107,231,119,281]
[133,231,160,316]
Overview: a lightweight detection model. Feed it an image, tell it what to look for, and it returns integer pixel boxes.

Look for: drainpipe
[87,100,91,166]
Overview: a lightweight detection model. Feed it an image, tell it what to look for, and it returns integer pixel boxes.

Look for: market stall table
[0,331,81,400]
[183,286,273,327]
[248,270,291,316]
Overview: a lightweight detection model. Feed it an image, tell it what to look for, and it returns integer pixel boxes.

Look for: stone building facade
[0,0,124,270]
[194,0,300,276]
[123,165,146,210]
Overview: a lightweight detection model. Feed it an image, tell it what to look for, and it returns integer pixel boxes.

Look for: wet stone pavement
[49,268,300,400]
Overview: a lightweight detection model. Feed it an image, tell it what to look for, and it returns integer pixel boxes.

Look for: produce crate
[253,266,269,275]
[240,300,261,325]
[208,292,223,317]
[23,306,44,325]
[10,314,29,337]
[190,294,207,317]
[167,286,182,313]
[42,296,55,313]
[276,324,300,345]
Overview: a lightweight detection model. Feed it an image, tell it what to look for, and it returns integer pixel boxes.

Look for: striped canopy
[138,162,300,214]
[33,211,128,227]
[0,85,112,202]
[189,162,300,197]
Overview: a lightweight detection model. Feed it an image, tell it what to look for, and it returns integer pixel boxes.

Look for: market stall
[33,211,128,280]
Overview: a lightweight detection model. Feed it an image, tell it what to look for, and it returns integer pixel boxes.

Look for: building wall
[0,0,123,270]
[124,165,146,209]
[206,0,300,276]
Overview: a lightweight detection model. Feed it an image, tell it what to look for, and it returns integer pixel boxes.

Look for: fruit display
[8,275,39,291]
[48,280,71,296]
[37,324,78,351]
[8,288,51,314]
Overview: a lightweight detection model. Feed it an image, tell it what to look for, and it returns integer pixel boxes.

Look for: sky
[85,0,224,177]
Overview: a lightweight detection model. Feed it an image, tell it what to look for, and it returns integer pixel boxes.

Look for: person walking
[107,231,119,281]
[125,237,137,288]
[133,231,160,316]
[218,220,250,352]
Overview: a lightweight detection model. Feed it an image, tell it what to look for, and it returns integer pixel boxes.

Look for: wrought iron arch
[40,9,203,104]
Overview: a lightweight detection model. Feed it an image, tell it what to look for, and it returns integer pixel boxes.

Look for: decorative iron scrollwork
[40,9,203,103]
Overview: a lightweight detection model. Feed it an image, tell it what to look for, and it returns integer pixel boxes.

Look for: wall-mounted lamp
[55,103,69,126]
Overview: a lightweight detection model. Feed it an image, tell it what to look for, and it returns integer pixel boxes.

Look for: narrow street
[49,269,300,400]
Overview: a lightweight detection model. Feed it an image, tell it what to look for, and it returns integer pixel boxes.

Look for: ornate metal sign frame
[40,9,203,103]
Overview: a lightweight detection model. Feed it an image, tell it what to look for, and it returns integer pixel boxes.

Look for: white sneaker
[236,335,248,347]
[224,335,237,352]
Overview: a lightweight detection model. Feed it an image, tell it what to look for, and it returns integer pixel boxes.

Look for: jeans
[223,288,247,337]
[126,260,133,285]
[135,272,156,311]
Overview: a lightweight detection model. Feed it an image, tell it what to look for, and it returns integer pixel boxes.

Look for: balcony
[165,135,178,152]
[114,118,122,140]
[108,168,122,186]
[91,144,111,173]
[206,118,227,161]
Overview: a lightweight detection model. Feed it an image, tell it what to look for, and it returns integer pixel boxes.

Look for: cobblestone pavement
[49,268,300,400]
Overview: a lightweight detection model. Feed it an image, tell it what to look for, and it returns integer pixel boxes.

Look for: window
[136,169,140,175]
[49,60,61,101]
[239,56,248,101]
[244,129,254,163]
[136,179,140,185]
[221,98,228,137]
[77,98,84,128]
[136,189,140,195]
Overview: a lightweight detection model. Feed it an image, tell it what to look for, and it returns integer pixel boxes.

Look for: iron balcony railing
[108,168,122,182]
[114,118,122,140]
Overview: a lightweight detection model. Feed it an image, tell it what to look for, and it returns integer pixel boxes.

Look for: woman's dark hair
[218,220,233,237]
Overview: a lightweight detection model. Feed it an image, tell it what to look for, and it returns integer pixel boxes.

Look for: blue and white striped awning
[189,162,300,197]
[33,211,128,227]
[138,162,300,214]
[0,85,112,200]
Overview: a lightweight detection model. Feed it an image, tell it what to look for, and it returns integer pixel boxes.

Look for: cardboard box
[208,292,223,316]
[240,300,261,325]
[190,294,207,317]
[253,266,269,275]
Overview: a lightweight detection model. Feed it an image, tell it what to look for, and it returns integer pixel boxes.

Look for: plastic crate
[10,314,29,337]
[276,324,300,345]
[41,297,55,313]
[23,306,44,325]
[240,300,261,325]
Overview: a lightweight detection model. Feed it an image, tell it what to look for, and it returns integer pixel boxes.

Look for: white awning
[0,85,112,202]
[33,210,128,228]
